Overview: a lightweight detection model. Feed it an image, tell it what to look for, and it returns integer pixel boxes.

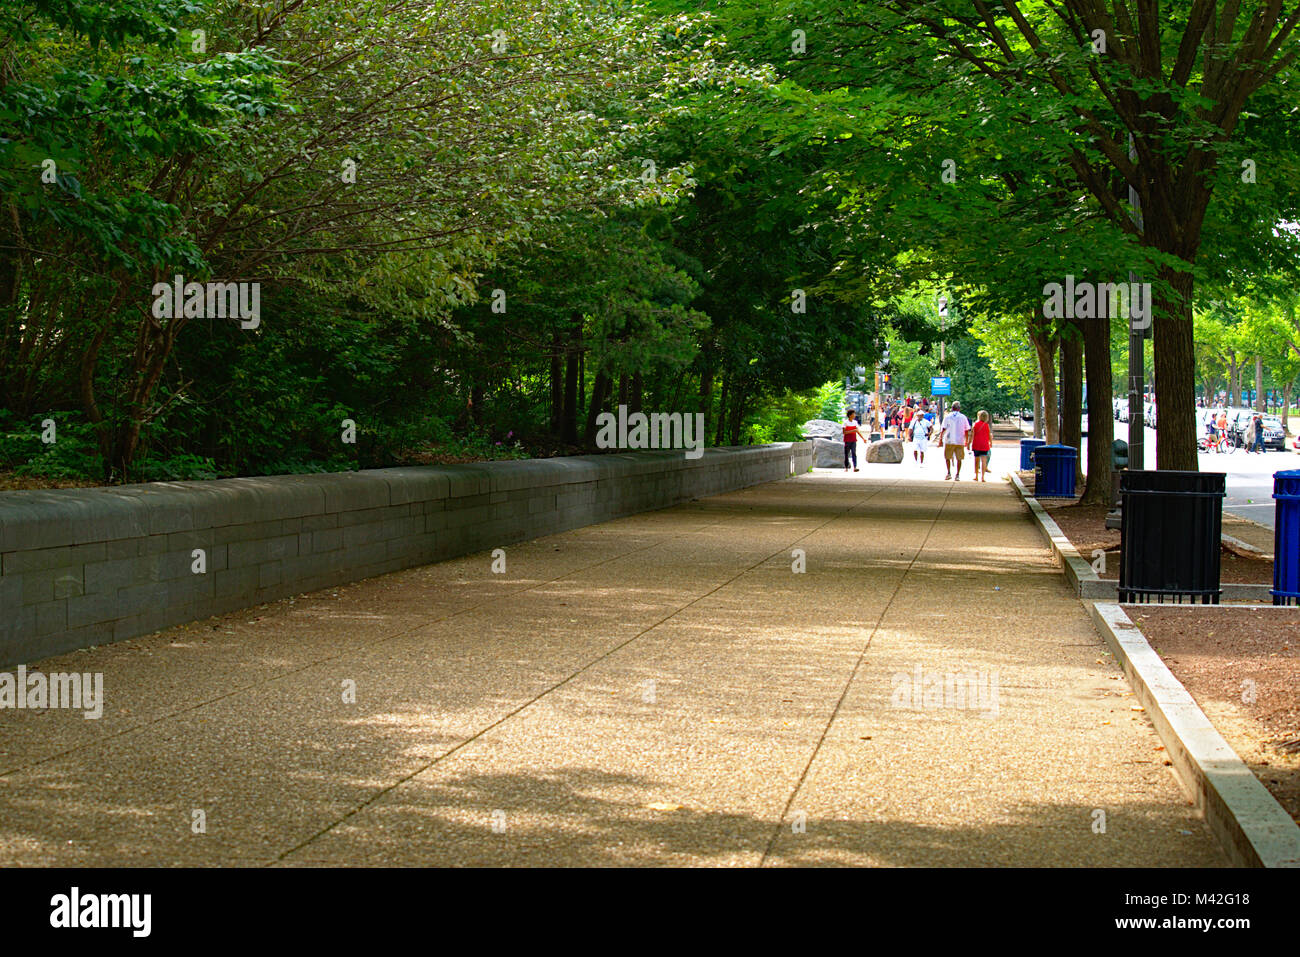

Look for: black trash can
[1119,470,1225,604]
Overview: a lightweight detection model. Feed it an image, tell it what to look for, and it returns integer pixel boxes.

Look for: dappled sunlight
[0,451,1218,866]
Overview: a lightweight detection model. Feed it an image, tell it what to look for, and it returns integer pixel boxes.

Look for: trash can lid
[1275,468,1300,498]
[1121,468,1225,495]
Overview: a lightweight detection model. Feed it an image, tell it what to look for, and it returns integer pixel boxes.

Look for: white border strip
[1087,602,1300,868]
[1008,472,1107,597]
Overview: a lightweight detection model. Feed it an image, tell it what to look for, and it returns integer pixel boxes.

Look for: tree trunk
[1079,311,1115,506]
[549,329,563,436]
[1284,381,1293,434]
[583,370,610,446]
[561,321,581,445]
[1030,323,1059,444]
[699,364,713,441]
[714,375,729,446]
[1228,352,1239,407]
[1255,356,1265,412]
[728,381,746,445]
[1032,381,1044,439]
[629,372,643,415]
[1059,325,1082,484]
[468,383,484,427]
[1152,268,1198,471]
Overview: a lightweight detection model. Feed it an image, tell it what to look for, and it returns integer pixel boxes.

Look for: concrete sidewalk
[0,469,1225,866]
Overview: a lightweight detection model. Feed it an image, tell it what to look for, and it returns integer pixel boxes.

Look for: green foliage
[814,381,847,421]
[11,1,1294,483]
[2,413,101,478]
[747,388,822,443]
[947,339,1022,418]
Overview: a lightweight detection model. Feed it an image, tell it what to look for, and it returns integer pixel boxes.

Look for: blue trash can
[1273,469,1300,606]
[1033,444,1077,497]
[1020,438,1046,471]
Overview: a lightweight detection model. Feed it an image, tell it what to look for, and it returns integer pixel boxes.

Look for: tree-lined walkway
[0,472,1224,866]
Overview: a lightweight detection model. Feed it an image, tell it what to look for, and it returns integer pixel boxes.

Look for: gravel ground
[1043,500,1274,585]
[1127,606,1300,825]
[0,470,1225,866]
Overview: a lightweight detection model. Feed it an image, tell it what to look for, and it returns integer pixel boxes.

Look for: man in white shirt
[910,411,932,464]
[941,401,971,480]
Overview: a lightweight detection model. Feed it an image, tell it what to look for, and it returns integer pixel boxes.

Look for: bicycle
[1200,430,1237,454]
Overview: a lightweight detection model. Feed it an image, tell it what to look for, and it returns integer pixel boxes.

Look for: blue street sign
[931,376,952,396]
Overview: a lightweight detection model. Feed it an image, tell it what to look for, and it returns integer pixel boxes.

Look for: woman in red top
[968,409,993,482]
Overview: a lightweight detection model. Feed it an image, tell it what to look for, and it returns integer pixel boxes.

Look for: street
[1025,418,1299,530]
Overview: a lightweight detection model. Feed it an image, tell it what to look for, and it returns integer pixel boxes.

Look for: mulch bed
[1128,607,1300,825]
[1041,498,1274,585]
[0,471,100,491]
[1022,478,1297,821]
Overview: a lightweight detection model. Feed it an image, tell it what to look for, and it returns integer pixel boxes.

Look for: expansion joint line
[0,512,741,781]
[760,479,957,865]
[276,478,900,863]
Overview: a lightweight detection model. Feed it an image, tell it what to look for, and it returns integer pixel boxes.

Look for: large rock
[865,438,904,464]
[801,419,842,441]
[812,437,844,467]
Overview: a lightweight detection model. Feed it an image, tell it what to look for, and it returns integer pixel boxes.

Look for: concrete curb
[1008,472,1276,602]
[1008,471,1300,866]
[1008,472,1110,597]
[1086,602,1300,868]
[1222,532,1272,562]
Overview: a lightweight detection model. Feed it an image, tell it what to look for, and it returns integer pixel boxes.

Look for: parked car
[1262,415,1287,451]
[1223,408,1252,444]
[1228,410,1287,450]
[1114,398,1129,422]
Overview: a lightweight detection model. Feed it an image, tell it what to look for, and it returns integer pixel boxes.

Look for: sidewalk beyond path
[0,470,1225,866]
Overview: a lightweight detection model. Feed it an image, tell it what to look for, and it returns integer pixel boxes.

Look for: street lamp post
[1127,133,1146,471]
[937,294,948,422]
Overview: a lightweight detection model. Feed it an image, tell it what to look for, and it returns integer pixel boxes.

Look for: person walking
[843,408,863,472]
[910,410,931,465]
[1249,412,1265,453]
[941,401,971,480]
[968,409,992,481]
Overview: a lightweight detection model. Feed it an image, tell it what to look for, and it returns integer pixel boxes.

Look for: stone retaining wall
[0,443,811,666]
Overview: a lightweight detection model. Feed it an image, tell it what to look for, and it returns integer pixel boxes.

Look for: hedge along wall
[0,443,812,667]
